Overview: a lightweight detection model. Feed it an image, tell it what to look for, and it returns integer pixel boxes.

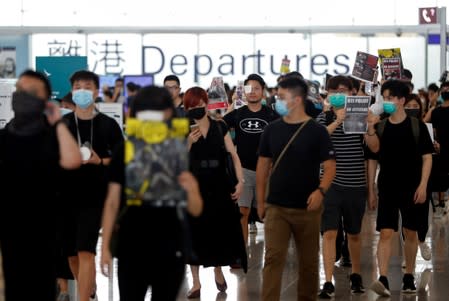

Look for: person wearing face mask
[257,77,336,301]
[184,86,247,299]
[430,81,449,217]
[61,70,124,301]
[316,75,371,298]
[401,94,434,263]
[99,85,203,301]
[223,74,279,245]
[0,69,82,301]
[365,80,433,297]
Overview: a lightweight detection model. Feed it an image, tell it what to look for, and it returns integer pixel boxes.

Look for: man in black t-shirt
[164,74,186,117]
[366,80,433,297]
[224,74,279,245]
[62,70,124,301]
[257,77,336,301]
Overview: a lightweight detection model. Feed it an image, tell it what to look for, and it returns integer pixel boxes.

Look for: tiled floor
[89,207,449,301]
[2,207,446,300]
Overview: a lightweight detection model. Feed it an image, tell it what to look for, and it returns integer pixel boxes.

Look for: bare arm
[56,122,82,170]
[178,171,203,216]
[367,159,378,210]
[100,182,121,276]
[256,156,272,220]
[326,109,345,135]
[414,154,432,204]
[224,132,244,200]
[364,112,380,153]
[307,159,335,211]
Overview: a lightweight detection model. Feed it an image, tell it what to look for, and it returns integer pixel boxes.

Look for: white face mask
[136,110,164,121]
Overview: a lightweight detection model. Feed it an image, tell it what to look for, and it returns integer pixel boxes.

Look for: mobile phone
[190,124,199,130]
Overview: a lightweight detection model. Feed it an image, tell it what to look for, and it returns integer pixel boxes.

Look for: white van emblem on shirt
[240,118,268,134]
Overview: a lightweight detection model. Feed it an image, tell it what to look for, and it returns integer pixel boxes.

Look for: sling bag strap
[271,118,311,174]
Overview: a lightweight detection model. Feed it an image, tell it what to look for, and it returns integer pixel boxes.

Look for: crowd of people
[0,66,448,301]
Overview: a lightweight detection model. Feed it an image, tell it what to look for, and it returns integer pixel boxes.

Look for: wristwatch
[318,187,326,197]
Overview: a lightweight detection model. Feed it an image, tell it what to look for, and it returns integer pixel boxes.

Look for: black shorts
[62,207,102,257]
[376,187,419,232]
[321,184,367,235]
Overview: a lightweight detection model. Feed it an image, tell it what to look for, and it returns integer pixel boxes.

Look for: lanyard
[74,114,94,148]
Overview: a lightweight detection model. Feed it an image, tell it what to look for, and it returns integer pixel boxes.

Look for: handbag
[216,121,239,191]
[265,118,311,198]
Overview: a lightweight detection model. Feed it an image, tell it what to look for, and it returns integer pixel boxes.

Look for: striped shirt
[317,112,366,187]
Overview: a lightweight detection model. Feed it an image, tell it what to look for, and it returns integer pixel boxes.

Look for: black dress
[188,118,247,272]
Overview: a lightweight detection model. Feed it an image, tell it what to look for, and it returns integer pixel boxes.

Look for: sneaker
[419,242,432,261]
[434,205,446,219]
[402,273,417,294]
[57,293,70,301]
[89,293,98,301]
[417,269,432,292]
[318,282,335,299]
[249,222,257,234]
[370,276,391,297]
[350,273,365,294]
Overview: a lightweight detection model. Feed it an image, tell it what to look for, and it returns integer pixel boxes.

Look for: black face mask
[188,107,206,120]
[441,91,449,101]
[9,91,46,135]
[405,108,421,118]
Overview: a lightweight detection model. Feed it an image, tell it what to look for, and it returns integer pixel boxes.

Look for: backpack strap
[410,116,420,145]
[377,117,420,145]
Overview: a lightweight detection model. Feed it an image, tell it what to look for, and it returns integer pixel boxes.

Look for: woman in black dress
[183,87,247,299]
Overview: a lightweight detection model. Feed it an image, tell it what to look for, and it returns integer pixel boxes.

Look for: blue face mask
[383,101,397,114]
[275,99,289,116]
[328,93,346,109]
[60,108,73,116]
[437,95,444,104]
[261,99,267,106]
[313,102,323,110]
[73,89,94,109]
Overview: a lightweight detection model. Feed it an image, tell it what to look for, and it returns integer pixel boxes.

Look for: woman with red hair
[184,86,247,298]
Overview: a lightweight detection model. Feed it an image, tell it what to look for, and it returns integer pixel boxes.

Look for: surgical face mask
[261,99,267,106]
[405,108,420,118]
[72,89,94,109]
[60,108,73,116]
[437,95,444,104]
[441,91,449,101]
[188,107,206,120]
[328,93,346,109]
[275,99,289,116]
[383,101,397,114]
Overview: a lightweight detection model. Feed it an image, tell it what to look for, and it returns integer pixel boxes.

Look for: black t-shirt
[223,106,279,171]
[431,106,449,167]
[376,117,434,189]
[259,119,335,208]
[0,124,60,232]
[63,112,124,207]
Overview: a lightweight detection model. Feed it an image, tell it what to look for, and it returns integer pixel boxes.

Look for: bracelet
[366,131,376,136]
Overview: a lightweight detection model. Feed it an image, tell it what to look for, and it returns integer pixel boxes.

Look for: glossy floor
[95,209,449,300]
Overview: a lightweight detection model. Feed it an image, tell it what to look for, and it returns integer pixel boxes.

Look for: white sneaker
[249,223,257,234]
[433,206,446,219]
[419,242,432,261]
[417,269,432,292]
